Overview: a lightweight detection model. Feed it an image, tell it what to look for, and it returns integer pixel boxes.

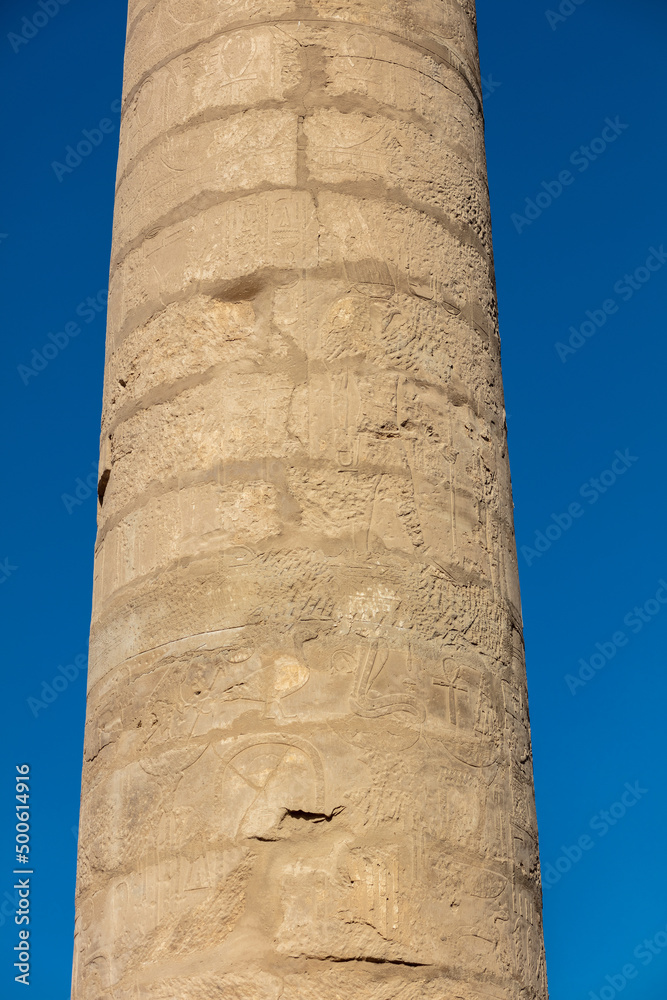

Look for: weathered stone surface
[112,111,299,259]
[121,2,481,105]
[73,1,548,998]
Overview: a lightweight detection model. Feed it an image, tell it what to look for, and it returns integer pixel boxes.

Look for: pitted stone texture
[304,111,492,253]
[73,1,548,998]
[101,297,260,429]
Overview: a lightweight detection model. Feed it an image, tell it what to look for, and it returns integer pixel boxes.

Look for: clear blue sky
[1,1,665,997]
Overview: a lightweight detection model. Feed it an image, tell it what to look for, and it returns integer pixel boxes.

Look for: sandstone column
[73,2,548,998]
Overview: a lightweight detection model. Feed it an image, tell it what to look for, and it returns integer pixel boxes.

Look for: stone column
[73,2,548,999]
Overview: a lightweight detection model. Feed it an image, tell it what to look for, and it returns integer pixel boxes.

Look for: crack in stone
[281,805,345,824]
[320,955,431,967]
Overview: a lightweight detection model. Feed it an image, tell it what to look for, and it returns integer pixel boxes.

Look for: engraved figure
[218,32,258,101]
[349,642,425,721]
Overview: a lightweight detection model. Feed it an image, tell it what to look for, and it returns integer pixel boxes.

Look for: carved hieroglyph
[73,2,549,998]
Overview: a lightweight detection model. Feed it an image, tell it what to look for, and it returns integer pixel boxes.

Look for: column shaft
[73,3,548,999]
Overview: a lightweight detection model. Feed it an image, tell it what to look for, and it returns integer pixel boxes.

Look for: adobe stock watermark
[589,918,667,1000]
[27,652,86,717]
[7,0,71,54]
[542,780,648,890]
[511,117,629,234]
[481,74,502,101]
[566,578,667,694]
[545,0,586,31]
[51,99,121,182]
[17,288,107,385]
[0,890,21,929]
[521,449,638,567]
[556,245,667,362]
[0,558,18,586]
[61,462,99,515]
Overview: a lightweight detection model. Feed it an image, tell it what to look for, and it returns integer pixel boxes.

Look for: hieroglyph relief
[73,2,548,999]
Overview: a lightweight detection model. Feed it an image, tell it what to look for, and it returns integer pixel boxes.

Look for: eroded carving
[74,1,547,996]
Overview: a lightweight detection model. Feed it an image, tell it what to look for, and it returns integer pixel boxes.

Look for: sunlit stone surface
[72,2,549,998]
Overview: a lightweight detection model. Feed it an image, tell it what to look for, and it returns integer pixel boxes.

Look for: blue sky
[0,1,665,997]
